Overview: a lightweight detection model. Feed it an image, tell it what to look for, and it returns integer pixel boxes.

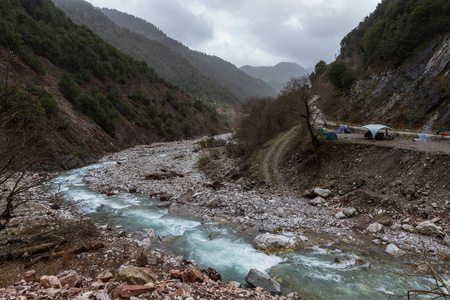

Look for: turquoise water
[53,153,449,299]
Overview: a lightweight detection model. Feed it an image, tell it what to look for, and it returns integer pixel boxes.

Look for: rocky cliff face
[347,34,449,129]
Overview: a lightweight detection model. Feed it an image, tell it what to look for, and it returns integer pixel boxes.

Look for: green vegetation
[54,0,242,109]
[0,0,159,83]
[340,0,450,66]
[326,62,355,89]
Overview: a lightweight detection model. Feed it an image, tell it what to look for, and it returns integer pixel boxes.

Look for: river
[52,147,447,299]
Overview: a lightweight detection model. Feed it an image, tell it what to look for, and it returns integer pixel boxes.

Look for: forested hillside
[99,7,277,101]
[0,0,225,168]
[53,0,241,109]
[313,0,449,129]
[240,62,308,91]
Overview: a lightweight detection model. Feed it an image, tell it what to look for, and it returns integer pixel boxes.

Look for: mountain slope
[100,8,277,101]
[0,0,225,168]
[316,0,449,129]
[53,0,240,109]
[240,62,308,91]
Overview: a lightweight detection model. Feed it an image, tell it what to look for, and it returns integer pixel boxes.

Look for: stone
[202,215,211,222]
[302,189,316,198]
[117,265,157,285]
[309,196,325,206]
[287,292,301,299]
[444,234,450,246]
[209,232,221,240]
[157,231,175,242]
[245,269,281,295]
[157,202,171,208]
[335,211,346,219]
[94,290,110,300]
[25,292,38,298]
[334,255,349,264]
[24,270,36,282]
[353,259,366,266]
[201,267,222,282]
[40,275,62,289]
[159,193,172,202]
[141,229,156,239]
[313,188,332,198]
[173,284,191,297]
[373,214,392,226]
[113,285,156,298]
[416,221,443,235]
[45,288,64,298]
[342,207,357,217]
[170,270,182,279]
[386,244,406,256]
[229,281,242,288]
[177,190,194,203]
[254,233,297,253]
[366,222,383,233]
[402,224,416,232]
[58,270,82,288]
[181,265,203,283]
[97,271,114,282]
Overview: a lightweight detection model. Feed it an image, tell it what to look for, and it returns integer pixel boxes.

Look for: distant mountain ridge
[240,62,308,91]
[100,8,277,101]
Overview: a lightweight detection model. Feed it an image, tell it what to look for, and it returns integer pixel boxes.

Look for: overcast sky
[85,0,381,69]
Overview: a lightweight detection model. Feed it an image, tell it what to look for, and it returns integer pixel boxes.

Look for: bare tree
[0,82,54,229]
[279,76,321,150]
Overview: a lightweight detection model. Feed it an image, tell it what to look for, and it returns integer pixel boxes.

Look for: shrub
[209,149,221,160]
[197,155,211,168]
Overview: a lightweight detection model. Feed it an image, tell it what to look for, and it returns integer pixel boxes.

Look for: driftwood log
[0,241,67,261]
[25,243,104,268]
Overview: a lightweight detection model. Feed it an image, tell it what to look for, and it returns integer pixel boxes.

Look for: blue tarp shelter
[336,126,351,134]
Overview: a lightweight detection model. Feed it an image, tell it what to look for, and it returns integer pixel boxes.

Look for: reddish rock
[24,270,36,283]
[113,285,156,298]
[181,265,203,283]
[58,270,82,288]
[25,291,38,299]
[170,270,182,279]
[40,275,62,289]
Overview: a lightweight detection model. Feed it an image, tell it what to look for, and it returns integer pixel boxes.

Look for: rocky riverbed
[84,137,449,256]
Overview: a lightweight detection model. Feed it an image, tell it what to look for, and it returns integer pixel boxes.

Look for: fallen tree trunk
[25,243,104,268]
[0,241,66,261]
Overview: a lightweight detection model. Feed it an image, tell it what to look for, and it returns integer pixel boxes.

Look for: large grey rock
[245,269,281,295]
[366,222,383,233]
[342,207,357,217]
[57,270,82,288]
[117,265,157,285]
[158,231,175,242]
[335,211,346,219]
[254,233,297,252]
[416,221,443,235]
[386,244,406,256]
[309,196,325,206]
[313,188,332,198]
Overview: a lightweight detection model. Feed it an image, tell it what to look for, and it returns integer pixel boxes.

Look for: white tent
[360,124,394,139]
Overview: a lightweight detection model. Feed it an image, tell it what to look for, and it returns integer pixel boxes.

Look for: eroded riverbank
[80,136,449,298]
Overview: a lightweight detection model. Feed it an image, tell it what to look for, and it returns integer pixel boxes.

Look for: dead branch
[25,243,105,268]
[0,240,67,261]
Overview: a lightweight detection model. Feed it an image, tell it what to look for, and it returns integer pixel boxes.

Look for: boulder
[201,267,222,282]
[245,269,281,295]
[24,270,36,283]
[177,190,194,203]
[97,271,114,282]
[159,193,173,202]
[158,231,175,242]
[313,188,332,198]
[117,265,157,285]
[229,281,242,288]
[366,222,383,233]
[342,207,357,217]
[40,275,62,289]
[254,233,297,253]
[181,265,203,283]
[374,215,393,226]
[334,255,349,264]
[309,196,325,206]
[416,221,443,235]
[57,270,82,288]
[141,229,156,239]
[170,270,182,279]
[335,211,346,219]
[302,189,316,199]
[386,244,406,256]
